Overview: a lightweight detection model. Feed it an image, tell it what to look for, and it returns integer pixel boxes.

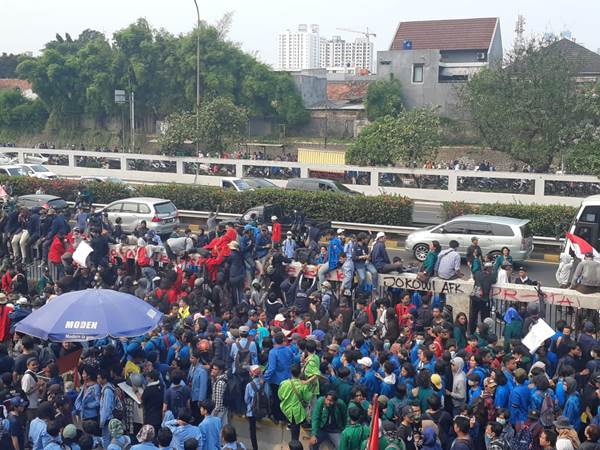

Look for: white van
[567,195,600,251]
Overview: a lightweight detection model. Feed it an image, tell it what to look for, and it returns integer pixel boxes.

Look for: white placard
[72,241,93,268]
[522,319,556,354]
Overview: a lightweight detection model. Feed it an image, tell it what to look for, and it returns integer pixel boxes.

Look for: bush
[441,201,478,220]
[1,177,414,226]
[442,201,577,237]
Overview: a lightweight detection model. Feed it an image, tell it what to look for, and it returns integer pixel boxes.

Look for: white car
[19,164,58,179]
[0,165,26,177]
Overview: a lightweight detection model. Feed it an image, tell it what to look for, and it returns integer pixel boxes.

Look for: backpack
[169,386,188,414]
[104,384,125,421]
[234,341,252,373]
[539,390,557,427]
[250,381,270,420]
[223,377,242,410]
[510,424,533,450]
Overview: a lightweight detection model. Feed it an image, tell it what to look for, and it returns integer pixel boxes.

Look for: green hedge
[442,201,577,237]
[1,177,414,226]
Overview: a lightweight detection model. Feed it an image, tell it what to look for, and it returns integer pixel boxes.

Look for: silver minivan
[405,214,534,262]
[101,197,179,235]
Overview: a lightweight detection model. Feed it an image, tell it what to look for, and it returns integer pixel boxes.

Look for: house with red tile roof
[377,17,502,117]
[0,78,37,99]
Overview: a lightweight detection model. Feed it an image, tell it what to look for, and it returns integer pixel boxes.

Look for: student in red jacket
[271,215,282,244]
[48,233,66,278]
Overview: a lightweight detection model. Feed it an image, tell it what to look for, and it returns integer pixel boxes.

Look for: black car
[16,194,69,212]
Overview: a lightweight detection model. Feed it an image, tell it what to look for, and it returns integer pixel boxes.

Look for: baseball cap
[376,231,385,239]
[357,357,372,367]
[337,228,345,235]
[327,344,340,352]
[271,215,278,221]
[62,424,77,439]
[239,326,250,335]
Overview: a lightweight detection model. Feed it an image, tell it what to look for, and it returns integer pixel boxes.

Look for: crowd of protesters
[0,196,599,450]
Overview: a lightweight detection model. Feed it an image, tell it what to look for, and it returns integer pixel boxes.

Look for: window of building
[412,63,424,83]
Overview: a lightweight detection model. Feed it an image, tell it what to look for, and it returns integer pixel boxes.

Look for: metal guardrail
[74,202,563,249]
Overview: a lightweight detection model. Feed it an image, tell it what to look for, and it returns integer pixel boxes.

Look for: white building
[277,24,323,70]
[277,25,374,73]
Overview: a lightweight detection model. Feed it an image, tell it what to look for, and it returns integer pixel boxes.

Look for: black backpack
[250,381,270,420]
[234,341,252,373]
[169,386,187,414]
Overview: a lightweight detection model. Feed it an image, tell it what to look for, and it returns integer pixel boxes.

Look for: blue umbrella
[16,289,163,342]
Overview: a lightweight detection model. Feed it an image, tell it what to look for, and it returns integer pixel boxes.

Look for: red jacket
[1,272,12,295]
[48,235,66,264]
[272,222,282,242]
[0,304,13,342]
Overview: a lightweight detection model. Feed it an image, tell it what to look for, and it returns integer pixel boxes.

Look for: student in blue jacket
[509,368,531,427]
[467,373,482,406]
[562,376,582,431]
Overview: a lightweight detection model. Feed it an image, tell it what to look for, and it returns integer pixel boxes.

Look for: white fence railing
[5,147,599,206]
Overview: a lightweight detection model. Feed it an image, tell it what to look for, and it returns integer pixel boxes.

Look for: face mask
[496,417,506,425]
[450,351,456,359]
[416,339,424,345]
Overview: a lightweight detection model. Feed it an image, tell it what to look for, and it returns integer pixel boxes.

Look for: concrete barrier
[5,147,600,206]
[379,273,600,316]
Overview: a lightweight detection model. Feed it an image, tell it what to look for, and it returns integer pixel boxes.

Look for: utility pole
[130,91,135,153]
[193,0,201,183]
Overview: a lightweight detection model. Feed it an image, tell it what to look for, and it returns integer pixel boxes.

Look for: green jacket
[339,423,370,450]
[311,396,347,436]
[422,251,439,275]
[503,319,523,352]
[302,353,321,397]
[278,378,313,424]
[360,435,403,450]
[347,399,370,423]
[453,325,467,350]
[331,376,354,404]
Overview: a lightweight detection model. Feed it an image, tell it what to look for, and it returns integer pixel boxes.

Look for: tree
[346,108,441,166]
[13,18,307,133]
[159,97,248,155]
[0,90,48,131]
[462,37,580,171]
[364,77,404,121]
[0,53,23,78]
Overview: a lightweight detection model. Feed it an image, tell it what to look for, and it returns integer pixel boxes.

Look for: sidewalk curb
[543,253,560,263]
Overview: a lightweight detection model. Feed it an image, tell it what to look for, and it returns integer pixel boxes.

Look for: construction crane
[336,27,376,42]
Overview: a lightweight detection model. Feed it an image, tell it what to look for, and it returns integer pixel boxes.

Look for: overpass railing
[4,147,599,206]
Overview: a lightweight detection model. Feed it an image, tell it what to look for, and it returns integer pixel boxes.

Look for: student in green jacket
[503,307,523,352]
[328,366,354,405]
[421,241,441,275]
[301,339,321,398]
[278,364,313,442]
[346,385,370,424]
[310,391,347,449]
[453,312,468,350]
[340,406,370,450]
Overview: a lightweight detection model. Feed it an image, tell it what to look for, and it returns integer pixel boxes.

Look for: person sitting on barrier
[570,251,600,294]
[370,232,403,274]
[435,240,463,280]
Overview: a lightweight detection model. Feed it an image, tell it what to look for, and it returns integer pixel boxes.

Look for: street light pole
[193,0,201,183]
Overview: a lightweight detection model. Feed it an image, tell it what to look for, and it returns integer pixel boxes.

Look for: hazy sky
[3,0,600,66]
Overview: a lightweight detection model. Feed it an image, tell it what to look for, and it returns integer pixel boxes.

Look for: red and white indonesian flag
[565,232,600,260]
